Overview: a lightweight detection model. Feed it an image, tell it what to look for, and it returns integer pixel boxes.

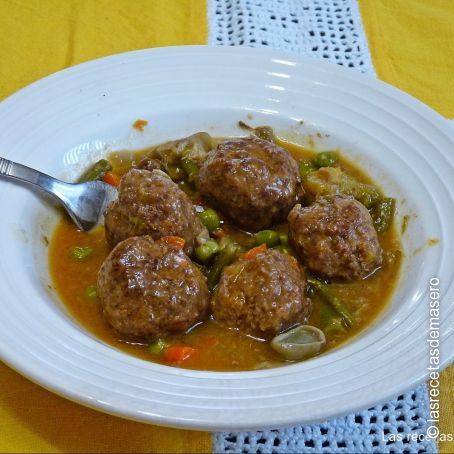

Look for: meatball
[104,168,208,255]
[288,195,383,281]
[199,136,302,231]
[212,248,311,338]
[97,236,210,342]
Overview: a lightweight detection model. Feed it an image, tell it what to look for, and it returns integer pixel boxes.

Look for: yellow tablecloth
[0,0,453,453]
[0,1,211,453]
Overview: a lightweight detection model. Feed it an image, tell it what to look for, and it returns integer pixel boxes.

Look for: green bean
[254,126,275,142]
[312,151,338,168]
[195,239,220,263]
[299,160,316,179]
[319,302,346,335]
[84,285,97,300]
[255,230,280,247]
[353,184,382,208]
[148,339,167,354]
[181,158,199,185]
[370,197,396,233]
[307,276,355,327]
[279,233,289,245]
[71,246,93,261]
[238,121,276,143]
[207,243,241,290]
[198,208,221,232]
[78,159,113,182]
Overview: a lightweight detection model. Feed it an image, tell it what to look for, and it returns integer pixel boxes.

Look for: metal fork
[0,157,118,231]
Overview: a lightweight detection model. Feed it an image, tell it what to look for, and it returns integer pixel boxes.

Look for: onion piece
[271,325,326,360]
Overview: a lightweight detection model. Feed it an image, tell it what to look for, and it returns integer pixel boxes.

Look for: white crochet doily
[209,1,438,453]
[208,0,375,74]
[214,385,437,453]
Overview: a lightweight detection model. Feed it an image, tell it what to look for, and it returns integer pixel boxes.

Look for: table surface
[0,0,452,452]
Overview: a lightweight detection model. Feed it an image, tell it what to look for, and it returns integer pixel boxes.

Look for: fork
[0,157,117,231]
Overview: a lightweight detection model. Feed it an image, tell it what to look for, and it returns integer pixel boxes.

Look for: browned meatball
[199,136,302,231]
[212,249,311,338]
[97,236,210,342]
[288,195,383,281]
[104,168,208,255]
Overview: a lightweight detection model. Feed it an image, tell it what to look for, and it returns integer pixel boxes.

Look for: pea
[255,230,280,247]
[71,246,93,261]
[84,285,97,300]
[299,160,316,179]
[149,339,167,355]
[198,208,220,232]
[279,233,289,245]
[312,151,338,168]
[195,239,220,263]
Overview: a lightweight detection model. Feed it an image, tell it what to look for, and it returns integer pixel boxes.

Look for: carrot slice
[161,236,186,250]
[133,119,148,131]
[102,171,120,187]
[242,243,267,260]
[163,346,196,364]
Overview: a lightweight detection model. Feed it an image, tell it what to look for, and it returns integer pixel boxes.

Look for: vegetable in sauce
[195,239,220,263]
[304,166,382,208]
[78,159,113,183]
[148,339,168,355]
[181,158,199,186]
[161,236,186,250]
[319,302,346,336]
[255,230,280,247]
[163,345,196,365]
[312,150,338,168]
[271,325,326,360]
[102,171,120,187]
[238,121,276,143]
[70,246,93,261]
[207,242,242,290]
[198,208,221,232]
[307,276,355,328]
[242,243,267,260]
[84,285,97,300]
[299,160,316,179]
[371,197,396,233]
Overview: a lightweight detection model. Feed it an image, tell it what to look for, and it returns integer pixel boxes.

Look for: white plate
[0,46,453,431]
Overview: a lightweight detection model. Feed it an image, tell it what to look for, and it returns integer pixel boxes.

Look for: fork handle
[0,157,46,185]
[0,156,70,199]
[0,157,14,177]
